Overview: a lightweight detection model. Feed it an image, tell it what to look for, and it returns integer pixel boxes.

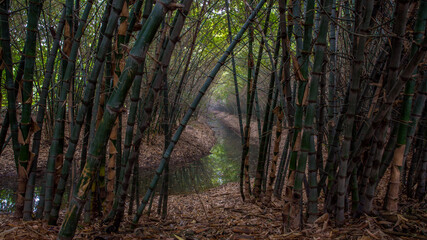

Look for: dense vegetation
[0,0,426,239]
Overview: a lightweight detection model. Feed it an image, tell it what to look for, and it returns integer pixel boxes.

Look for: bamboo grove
[0,0,426,238]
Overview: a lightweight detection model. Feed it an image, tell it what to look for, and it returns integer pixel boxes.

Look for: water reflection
[0,182,68,213]
[140,115,258,194]
[0,187,41,213]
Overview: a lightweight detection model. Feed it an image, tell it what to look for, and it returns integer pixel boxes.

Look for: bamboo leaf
[174,234,185,240]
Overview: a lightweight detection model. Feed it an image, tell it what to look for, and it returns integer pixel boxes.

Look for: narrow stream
[139,114,259,194]
[0,114,258,212]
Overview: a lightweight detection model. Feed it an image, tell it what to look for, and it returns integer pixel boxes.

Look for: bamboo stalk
[108,0,193,231]
[48,0,125,225]
[57,1,176,238]
[16,0,44,218]
[45,0,97,222]
[23,7,67,221]
[336,0,374,226]
[385,0,418,212]
[225,0,244,143]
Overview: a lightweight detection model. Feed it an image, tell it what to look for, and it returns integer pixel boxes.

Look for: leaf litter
[0,182,426,239]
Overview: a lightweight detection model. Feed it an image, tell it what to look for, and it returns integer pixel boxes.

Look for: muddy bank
[212,110,260,144]
[138,118,216,171]
[0,117,216,181]
[212,110,289,147]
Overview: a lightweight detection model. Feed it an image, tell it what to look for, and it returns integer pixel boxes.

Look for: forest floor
[0,181,426,239]
[0,112,426,239]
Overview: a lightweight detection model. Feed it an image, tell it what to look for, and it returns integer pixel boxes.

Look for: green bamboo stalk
[54,0,74,196]
[348,51,427,176]
[117,0,152,182]
[104,66,145,224]
[406,74,427,196]
[273,0,292,199]
[294,0,332,224]
[57,1,175,238]
[48,0,125,225]
[124,0,144,44]
[384,0,410,93]
[80,106,92,173]
[350,168,359,213]
[156,31,171,215]
[265,107,283,203]
[140,0,153,28]
[284,0,315,229]
[353,2,410,193]
[109,1,193,230]
[23,7,67,221]
[261,83,280,195]
[336,0,374,226]
[128,162,137,215]
[316,62,326,170]
[408,122,425,193]
[361,48,389,119]
[307,133,317,222]
[320,86,349,199]
[0,114,8,154]
[45,0,95,221]
[362,118,387,213]
[85,64,104,222]
[279,0,293,126]
[133,0,267,225]
[104,0,152,217]
[274,134,290,198]
[248,5,282,198]
[0,0,19,172]
[16,0,44,218]
[253,0,275,199]
[44,0,75,219]
[359,139,377,206]
[403,0,427,186]
[159,72,171,219]
[415,124,427,200]
[292,0,303,61]
[241,0,255,200]
[14,55,26,99]
[225,0,244,143]
[94,61,108,217]
[169,1,204,127]
[378,126,398,180]
[254,90,262,142]
[105,0,130,213]
[350,1,427,178]
[407,134,423,197]
[385,0,417,212]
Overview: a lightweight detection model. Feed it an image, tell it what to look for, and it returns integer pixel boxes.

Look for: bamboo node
[159,1,184,11]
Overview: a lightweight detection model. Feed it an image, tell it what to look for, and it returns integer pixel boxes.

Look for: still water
[139,115,258,194]
[0,114,258,212]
